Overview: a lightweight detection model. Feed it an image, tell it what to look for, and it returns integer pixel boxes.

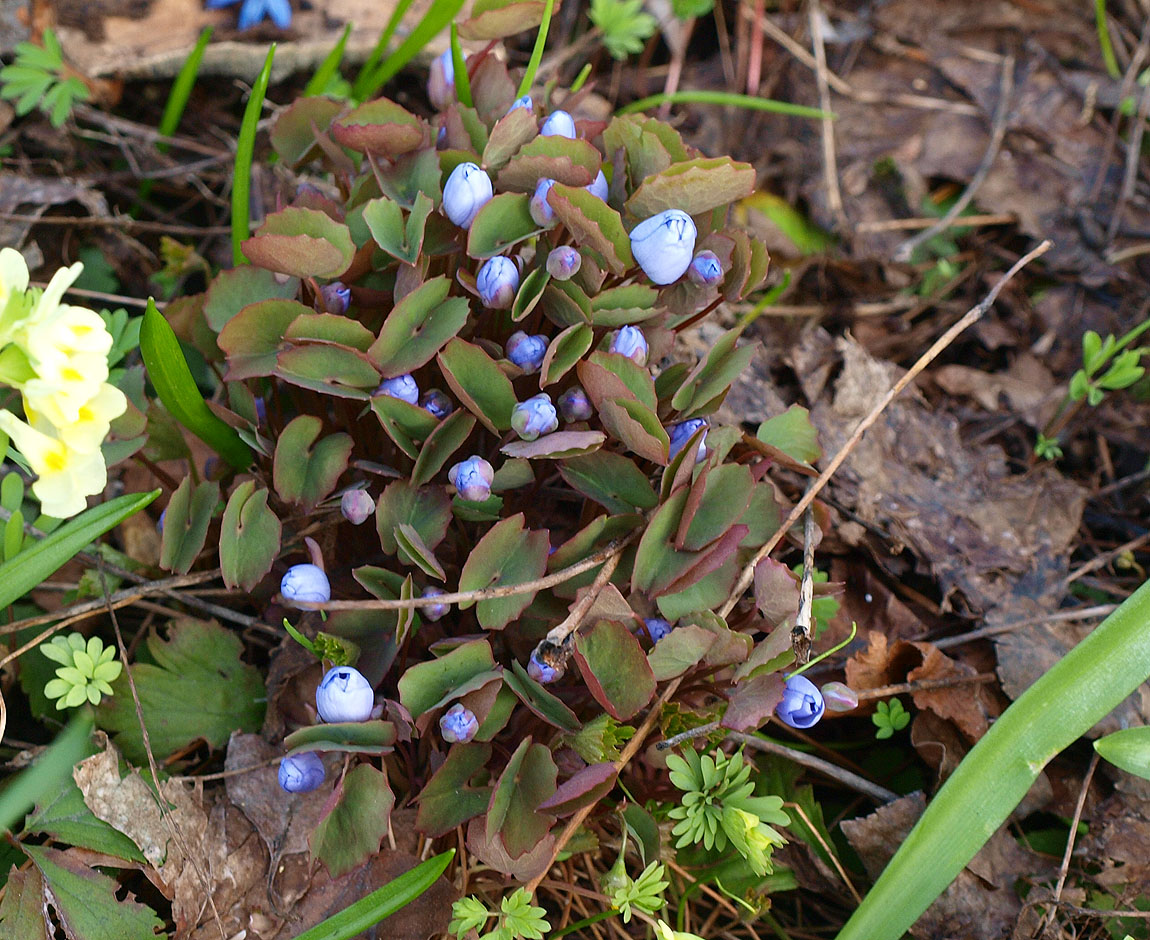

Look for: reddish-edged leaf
[538,762,618,816]
[573,619,656,720]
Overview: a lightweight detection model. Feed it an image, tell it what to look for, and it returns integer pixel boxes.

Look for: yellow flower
[20,350,111,429]
[654,921,707,940]
[27,381,126,454]
[0,248,32,342]
[0,410,107,518]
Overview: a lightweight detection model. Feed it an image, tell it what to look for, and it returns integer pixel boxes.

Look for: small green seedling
[0,28,90,127]
[41,633,122,709]
[589,0,658,59]
[872,698,910,739]
[449,888,550,940]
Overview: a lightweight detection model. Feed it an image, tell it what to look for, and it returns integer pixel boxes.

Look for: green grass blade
[515,0,556,98]
[450,23,472,108]
[158,27,213,149]
[232,44,276,266]
[356,0,465,101]
[304,23,352,97]
[1095,0,1122,80]
[0,712,93,833]
[836,576,1150,940]
[140,298,253,470]
[617,90,833,119]
[291,849,455,940]
[350,0,417,101]
[0,490,159,610]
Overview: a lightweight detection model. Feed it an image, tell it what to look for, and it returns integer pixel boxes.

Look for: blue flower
[340,490,374,526]
[448,455,495,502]
[442,162,493,229]
[421,585,450,621]
[586,169,608,201]
[540,110,576,138]
[529,178,557,228]
[506,331,548,373]
[558,386,593,422]
[477,256,520,309]
[507,94,533,115]
[528,651,561,684]
[630,210,697,285]
[688,250,723,287]
[316,665,375,723]
[428,49,454,110]
[668,418,708,463]
[775,675,825,729]
[609,326,648,366]
[644,617,673,643]
[375,374,419,405]
[419,388,454,419]
[205,0,291,29]
[281,564,330,605]
[439,703,480,743]
[546,245,581,280]
[511,393,559,441]
[278,751,325,793]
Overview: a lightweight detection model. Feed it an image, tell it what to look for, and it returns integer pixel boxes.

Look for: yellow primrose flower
[27,381,126,454]
[20,350,111,428]
[654,921,707,940]
[0,410,107,518]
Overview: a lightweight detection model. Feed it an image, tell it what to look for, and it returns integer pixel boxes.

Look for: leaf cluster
[0,29,90,127]
[872,698,910,739]
[589,0,659,59]
[449,888,550,940]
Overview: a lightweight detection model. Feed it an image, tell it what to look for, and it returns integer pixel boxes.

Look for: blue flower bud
[630,210,697,285]
[422,585,450,621]
[419,388,454,419]
[254,396,267,424]
[546,245,581,280]
[281,564,331,605]
[448,455,495,502]
[586,169,608,201]
[443,162,493,229]
[529,178,557,228]
[507,94,533,115]
[540,109,576,138]
[644,617,673,643]
[320,281,351,314]
[428,49,455,110]
[157,508,166,534]
[439,703,480,743]
[558,386,593,422]
[477,256,520,309]
[278,751,325,793]
[506,331,548,373]
[608,326,648,366]
[688,250,723,287]
[775,674,825,729]
[528,651,561,684]
[511,393,559,441]
[340,489,375,526]
[668,418,708,463]
[821,681,859,713]
[316,665,375,723]
[374,373,420,404]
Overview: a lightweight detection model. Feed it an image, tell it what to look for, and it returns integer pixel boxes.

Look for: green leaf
[539,323,591,385]
[217,298,308,380]
[466,193,541,259]
[0,491,158,610]
[504,659,582,731]
[159,477,219,575]
[270,96,345,167]
[416,744,493,837]
[496,135,601,192]
[626,157,756,219]
[330,98,426,157]
[232,45,274,265]
[398,639,497,718]
[671,323,756,418]
[273,415,353,511]
[677,462,753,551]
[375,479,452,556]
[459,0,547,39]
[511,266,551,323]
[0,713,92,836]
[547,183,634,274]
[437,338,517,434]
[558,451,658,514]
[276,344,380,398]
[292,850,455,940]
[481,106,540,170]
[756,404,823,467]
[369,277,471,377]
[590,0,657,58]
[218,481,281,591]
[284,720,398,756]
[371,392,441,459]
[501,430,605,460]
[311,764,395,878]
[1095,726,1150,780]
[96,619,265,764]
[242,207,355,279]
[0,866,50,940]
[203,265,300,333]
[141,299,253,469]
[412,410,476,487]
[457,514,549,629]
[363,192,435,264]
[24,777,146,863]
[573,619,656,720]
[22,845,166,940]
[486,738,557,857]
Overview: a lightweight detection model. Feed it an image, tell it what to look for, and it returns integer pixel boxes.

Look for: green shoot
[607,860,669,922]
[354,0,465,102]
[350,0,418,101]
[449,888,550,940]
[590,0,657,60]
[617,90,833,119]
[1095,0,1122,80]
[516,0,556,97]
[0,28,90,128]
[232,45,276,266]
[569,63,593,94]
[450,23,472,108]
[304,23,353,98]
[872,698,910,739]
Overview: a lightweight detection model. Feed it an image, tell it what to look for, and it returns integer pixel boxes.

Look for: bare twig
[1106,74,1150,243]
[808,0,844,228]
[854,672,997,701]
[932,604,1116,650]
[718,239,1053,619]
[894,54,1014,262]
[1038,751,1100,935]
[792,495,817,664]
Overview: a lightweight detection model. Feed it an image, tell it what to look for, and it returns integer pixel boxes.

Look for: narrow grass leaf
[233,44,276,265]
[304,23,352,97]
[617,90,832,120]
[358,0,465,101]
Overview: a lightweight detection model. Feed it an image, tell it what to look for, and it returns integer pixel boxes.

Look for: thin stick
[856,212,1016,234]
[1106,75,1150,243]
[854,672,997,701]
[1039,751,1099,934]
[296,537,630,612]
[785,799,862,903]
[894,54,1014,262]
[932,604,1116,650]
[808,0,844,228]
[727,731,897,803]
[1065,531,1150,585]
[718,239,1053,619]
[542,542,627,648]
[792,495,817,664]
